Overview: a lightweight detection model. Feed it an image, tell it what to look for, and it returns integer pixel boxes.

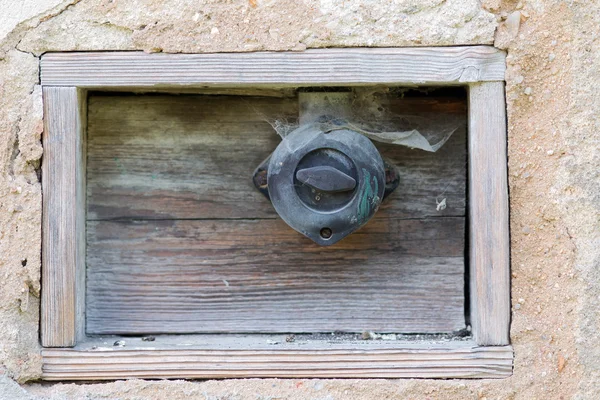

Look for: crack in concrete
[12,0,84,55]
[8,116,22,178]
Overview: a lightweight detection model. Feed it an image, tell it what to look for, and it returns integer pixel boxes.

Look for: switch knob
[265,126,386,246]
[295,166,357,193]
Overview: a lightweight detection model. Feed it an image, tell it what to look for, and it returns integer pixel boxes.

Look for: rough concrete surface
[0,0,64,41]
[0,0,598,398]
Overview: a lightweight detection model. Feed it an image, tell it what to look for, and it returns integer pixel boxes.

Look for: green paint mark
[113,157,127,175]
[357,168,378,225]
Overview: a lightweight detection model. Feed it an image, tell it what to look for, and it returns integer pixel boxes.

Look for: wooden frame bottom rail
[42,337,513,380]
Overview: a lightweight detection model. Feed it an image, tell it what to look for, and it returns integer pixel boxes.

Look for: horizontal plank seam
[86,215,466,222]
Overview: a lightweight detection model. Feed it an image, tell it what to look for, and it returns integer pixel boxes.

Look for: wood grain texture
[468,82,510,346]
[41,337,513,380]
[85,93,467,335]
[41,87,86,347]
[40,47,505,88]
[86,94,467,220]
[86,217,465,334]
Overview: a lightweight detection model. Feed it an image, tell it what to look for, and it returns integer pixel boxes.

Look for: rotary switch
[253,124,399,246]
[252,92,400,246]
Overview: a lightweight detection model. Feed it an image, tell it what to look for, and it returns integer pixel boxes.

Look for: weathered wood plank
[40,47,506,88]
[86,94,467,220]
[41,87,86,347]
[86,217,465,334]
[468,82,510,346]
[41,338,513,380]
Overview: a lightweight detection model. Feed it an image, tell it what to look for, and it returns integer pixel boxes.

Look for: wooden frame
[40,46,511,380]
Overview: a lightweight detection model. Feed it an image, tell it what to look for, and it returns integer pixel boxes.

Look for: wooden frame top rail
[41,46,506,87]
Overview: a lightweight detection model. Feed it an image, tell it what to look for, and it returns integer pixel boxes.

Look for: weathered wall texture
[0,0,63,41]
[0,0,598,398]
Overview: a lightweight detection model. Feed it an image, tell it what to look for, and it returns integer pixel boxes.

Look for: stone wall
[0,0,598,398]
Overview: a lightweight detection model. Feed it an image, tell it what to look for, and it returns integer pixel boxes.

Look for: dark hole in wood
[320,227,333,239]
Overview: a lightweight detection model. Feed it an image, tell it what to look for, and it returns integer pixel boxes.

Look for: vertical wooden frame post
[41,87,87,347]
[468,82,510,345]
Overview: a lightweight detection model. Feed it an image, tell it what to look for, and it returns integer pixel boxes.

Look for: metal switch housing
[266,125,386,245]
[252,92,399,246]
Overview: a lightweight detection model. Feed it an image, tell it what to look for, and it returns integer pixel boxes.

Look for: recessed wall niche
[40,47,511,380]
